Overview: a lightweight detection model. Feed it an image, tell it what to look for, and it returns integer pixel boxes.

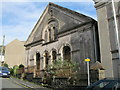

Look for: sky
[1,0,97,45]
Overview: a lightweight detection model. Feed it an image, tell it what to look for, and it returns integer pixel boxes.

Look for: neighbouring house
[93,0,120,78]
[4,39,26,68]
[24,3,101,85]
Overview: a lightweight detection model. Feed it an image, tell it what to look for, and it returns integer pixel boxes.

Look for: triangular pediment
[25,3,95,46]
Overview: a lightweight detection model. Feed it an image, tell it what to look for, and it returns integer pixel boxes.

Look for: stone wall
[93,0,120,78]
[24,3,100,85]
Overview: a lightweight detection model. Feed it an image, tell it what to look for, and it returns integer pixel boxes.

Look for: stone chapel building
[24,3,100,80]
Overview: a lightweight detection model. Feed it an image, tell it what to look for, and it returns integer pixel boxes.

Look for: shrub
[9,68,14,75]
[48,58,80,77]
[19,64,24,69]
[3,63,8,68]
[13,65,19,76]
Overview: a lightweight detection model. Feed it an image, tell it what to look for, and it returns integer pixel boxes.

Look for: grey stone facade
[24,3,100,81]
[93,0,120,78]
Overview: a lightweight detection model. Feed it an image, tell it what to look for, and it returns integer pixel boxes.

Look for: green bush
[19,64,24,69]
[9,68,14,75]
[13,65,19,76]
[3,63,8,68]
[48,58,80,77]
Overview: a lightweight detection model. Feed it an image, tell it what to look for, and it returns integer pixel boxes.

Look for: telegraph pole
[0,35,5,66]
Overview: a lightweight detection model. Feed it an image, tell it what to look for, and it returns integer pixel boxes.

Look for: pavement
[10,77,51,90]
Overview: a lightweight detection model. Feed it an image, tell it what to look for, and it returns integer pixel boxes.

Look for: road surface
[1,78,29,89]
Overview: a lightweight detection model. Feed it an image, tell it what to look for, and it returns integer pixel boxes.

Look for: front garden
[4,59,89,89]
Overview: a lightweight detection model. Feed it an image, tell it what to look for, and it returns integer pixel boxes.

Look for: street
[0,77,50,90]
[1,78,30,89]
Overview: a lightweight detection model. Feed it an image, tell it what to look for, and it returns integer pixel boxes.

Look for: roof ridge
[25,2,96,46]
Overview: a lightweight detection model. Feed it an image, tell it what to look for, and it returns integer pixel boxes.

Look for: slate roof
[25,2,96,46]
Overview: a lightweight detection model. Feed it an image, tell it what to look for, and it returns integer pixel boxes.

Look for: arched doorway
[63,46,71,61]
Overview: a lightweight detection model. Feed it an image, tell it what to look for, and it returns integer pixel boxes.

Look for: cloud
[0,35,3,46]
[0,2,2,19]
[0,3,2,45]
[2,2,46,24]
[2,2,47,45]
[2,0,93,2]
[1,2,97,45]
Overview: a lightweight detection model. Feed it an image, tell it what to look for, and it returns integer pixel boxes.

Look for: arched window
[44,51,49,69]
[36,53,40,70]
[52,50,57,63]
[48,28,51,42]
[51,26,57,41]
[53,27,57,40]
[43,19,58,43]
[48,26,57,41]
[63,46,71,61]
[44,30,48,42]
